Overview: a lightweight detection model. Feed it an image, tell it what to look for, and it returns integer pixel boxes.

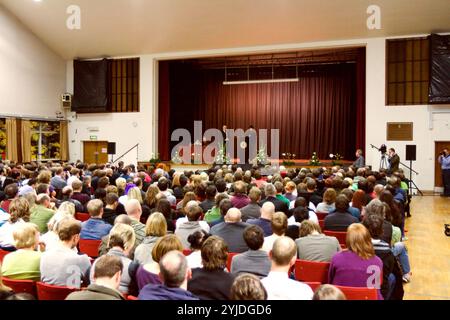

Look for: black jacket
[324,211,359,231]
[260,196,289,215]
[188,268,235,300]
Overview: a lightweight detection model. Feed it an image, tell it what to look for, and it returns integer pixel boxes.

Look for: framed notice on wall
[386,122,413,141]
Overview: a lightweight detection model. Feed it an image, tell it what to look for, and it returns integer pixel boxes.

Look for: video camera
[380,144,387,154]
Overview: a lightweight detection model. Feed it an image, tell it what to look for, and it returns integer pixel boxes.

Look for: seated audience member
[262,212,287,253]
[103,193,120,225]
[66,255,125,300]
[240,187,262,222]
[199,185,217,213]
[56,187,84,213]
[187,236,235,300]
[40,202,76,252]
[93,223,138,295]
[328,223,383,300]
[323,195,359,231]
[363,214,404,300]
[185,230,210,269]
[313,284,346,300]
[172,174,187,200]
[247,202,275,237]
[231,181,250,209]
[175,201,210,232]
[260,183,289,215]
[30,194,55,234]
[175,204,208,249]
[286,206,310,240]
[209,198,232,227]
[139,251,198,300]
[157,177,176,206]
[339,188,361,220]
[231,225,271,277]
[125,199,146,246]
[134,212,167,264]
[176,191,197,214]
[136,235,183,291]
[40,219,91,288]
[0,198,30,249]
[305,178,323,207]
[363,200,393,247]
[284,181,298,202]
[1,223,41,281]
[288,197,318,222]
[295,220,340,262]
[98,214,132,257]
[144,185,160,212]
[70,179,91,209]
[1,184,18,213]
[51,168,67,191]
[154,199,176,233]
[80,199,112,240]
[261,237,313,300]
[274,181,290,207]
[230,273,267,300]
[210,208,249,253]
[316,188,337,213]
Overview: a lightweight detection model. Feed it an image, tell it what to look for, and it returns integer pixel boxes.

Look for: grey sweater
[133,236,161,265]
[230,250,271,278]
[175,222,204,249]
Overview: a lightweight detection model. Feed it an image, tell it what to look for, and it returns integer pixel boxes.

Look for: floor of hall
[403,195,450,300]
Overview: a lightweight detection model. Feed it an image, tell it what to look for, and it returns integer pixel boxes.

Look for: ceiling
[1,0,450,60]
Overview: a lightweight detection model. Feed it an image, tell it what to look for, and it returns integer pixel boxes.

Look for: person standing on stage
[438,148,450,197]
[352,149,365,168]
[388,148,400,174]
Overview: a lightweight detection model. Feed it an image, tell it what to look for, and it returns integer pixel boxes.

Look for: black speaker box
[107,142,116,155]
[405,145,416,161]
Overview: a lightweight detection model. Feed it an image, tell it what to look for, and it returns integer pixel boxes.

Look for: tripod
[401,160,423,196]
[380,153,389,170]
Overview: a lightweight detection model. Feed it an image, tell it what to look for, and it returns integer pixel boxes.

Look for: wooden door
[435,141,450,188]
[83,141,109,164]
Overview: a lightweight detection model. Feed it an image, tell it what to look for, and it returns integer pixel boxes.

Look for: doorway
[83,141,109,164]
[434,141,450,191]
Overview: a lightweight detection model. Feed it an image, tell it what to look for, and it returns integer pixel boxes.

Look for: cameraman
[388,148,400,174]
[438,148,450,197]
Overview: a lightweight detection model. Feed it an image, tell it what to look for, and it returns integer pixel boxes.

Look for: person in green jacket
[30,194,55,234]
[204,193,229,224]
[1,223,41,281]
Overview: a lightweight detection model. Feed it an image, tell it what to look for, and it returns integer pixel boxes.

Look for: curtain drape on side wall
[21,120,31,163]
[60,121,69,161]
[5,118,18,162]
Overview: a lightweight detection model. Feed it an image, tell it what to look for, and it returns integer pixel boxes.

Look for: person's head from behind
[201,236,228,271]
[225,208,241,223]
[346,223,375,260]
[215,179,227,193]
[145,212,167,237]
[362,212,384,240]
[4,183,18,199]
[187,230,210,251]
[230,274,267,300]
[335,194,349,213]
[8,197,30,223]
[233,181,247,195]
[58,218,82,249]
[363,199,386,220]
[108,223,136,257]
[155,198,171,218]
[264,183,276,197]
[313,284,346,300]
[205,184,217,200]
[125,199,142,220]
[71,179,83,192]
[105,193,119,209]
[260,201,275,220]
[151,234,183,264]
[270,237,297,269]
[93,255,123,291]
[36,194,51,208]
[248,187,261,203]
[293,206,309,224]
[271,212,288,236]
[219,198,233,217]
[243,225,264,251]
[323,188,337,205]
[87,199,104,218]
[299,220,322,238]
[13,222,39,250]
[159,251,191,289]
[186,204,203,222]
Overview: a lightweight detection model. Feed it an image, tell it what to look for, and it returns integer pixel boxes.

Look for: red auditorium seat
[75,212,90,222]
[318,220,325,230]
[315,212,328,220]
[294,259,330,283]
[2,278,37,297]
[334,285,378,300]
[226,252,238,272]
[36,282,80,300]
[323,230,347,245]
[305,281,322,292]
[182,249,192,256]
[127,295,138,300]
[0,249,10,263]
[78,239,102,258]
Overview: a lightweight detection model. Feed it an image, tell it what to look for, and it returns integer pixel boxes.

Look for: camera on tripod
[379,144,387,155]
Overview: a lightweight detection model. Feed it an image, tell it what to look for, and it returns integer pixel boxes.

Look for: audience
[103,193,120,225]
[30,194,55,234]
[200,185,217,213]
[0,198,30,249]
[125,199,146,246]
[262,212,287,252]
[247,202,275,237]
[210,208,249,253]
[230,181,250,209]
[240,187,262,222]
[80,199,112,240]
[261,237,313,300]
[134,212,167,264]
[316,188,337,213]
[323,195,359,231]
[175,204,207,249]
[185,230,209,269]
[230,273,267,300]
[231,225,271,277]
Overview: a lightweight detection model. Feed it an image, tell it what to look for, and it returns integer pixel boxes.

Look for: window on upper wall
[386,37,430,105]
[108,58,140,112]
[30,121,61,161]
[0,119,6,160]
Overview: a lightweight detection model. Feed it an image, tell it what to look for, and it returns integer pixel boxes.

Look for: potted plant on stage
[309,152,321,166]
[330,153,343,166]
[149,153,161,167]
[282,152,296,166]
[214,144,231,165]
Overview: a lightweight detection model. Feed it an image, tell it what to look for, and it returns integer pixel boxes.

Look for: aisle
[403,196,450,300]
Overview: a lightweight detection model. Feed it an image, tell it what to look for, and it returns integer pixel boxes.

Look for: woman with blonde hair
[135,234,183,290]
[328,223,383,299]
[1,223,41,281]
[176,191,197,213]
[144,185,159,210]
[41,202,76,252]
[115,177,127,197]
[134,212,167,264]
[0,198,30,249]
[91,223,138,295]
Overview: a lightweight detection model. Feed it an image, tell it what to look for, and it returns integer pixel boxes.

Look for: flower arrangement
[281,152,296,166]
[171,149,183,164]
[214,144,231,165]
[329,153,343,166]
[309,152,321,166]
[254,145,269,166]
[149,153,161,165]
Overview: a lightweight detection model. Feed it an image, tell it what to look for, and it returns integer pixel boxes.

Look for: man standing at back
[438,148,450,197]
[388,148,400,174]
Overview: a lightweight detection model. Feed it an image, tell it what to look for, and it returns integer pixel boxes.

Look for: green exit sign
[90,135,98,141]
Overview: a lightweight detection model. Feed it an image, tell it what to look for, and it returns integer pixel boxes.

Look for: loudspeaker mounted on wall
[405,145,416,161]
[107,142,116,155]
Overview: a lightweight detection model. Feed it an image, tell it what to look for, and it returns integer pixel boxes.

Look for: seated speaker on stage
[352,149,365,168]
